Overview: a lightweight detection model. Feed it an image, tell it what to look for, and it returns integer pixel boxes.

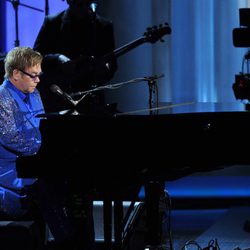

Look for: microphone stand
[89,2,98,89]
[70,74,164,112]
[6,0,44,46]
[45,0,49,15]
[147,76,159,115]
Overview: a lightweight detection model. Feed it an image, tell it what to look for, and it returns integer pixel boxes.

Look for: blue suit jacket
[0,79,44,190]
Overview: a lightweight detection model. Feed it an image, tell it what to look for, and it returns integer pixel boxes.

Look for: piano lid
[37,101,247,118]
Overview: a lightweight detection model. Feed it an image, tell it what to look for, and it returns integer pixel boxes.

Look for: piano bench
[0,220,46,250]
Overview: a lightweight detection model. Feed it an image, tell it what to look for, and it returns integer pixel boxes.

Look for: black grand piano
[16,101,250,249]
[16,101,250,179]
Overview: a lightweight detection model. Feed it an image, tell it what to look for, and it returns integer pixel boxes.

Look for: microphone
[50,84,78,106]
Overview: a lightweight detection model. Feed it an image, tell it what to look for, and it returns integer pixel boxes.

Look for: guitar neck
[103,23,171,61]
[104,36,146,60]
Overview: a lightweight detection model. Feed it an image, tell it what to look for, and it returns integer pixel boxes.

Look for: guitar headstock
[143,23,171,43]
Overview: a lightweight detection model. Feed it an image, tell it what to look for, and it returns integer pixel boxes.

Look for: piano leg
[102,185,143,250]
[144,181,166,249]
[113,199,124,250]
[103,194,113,250]
[102,198,124,250]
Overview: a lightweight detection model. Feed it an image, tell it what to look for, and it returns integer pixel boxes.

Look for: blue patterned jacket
[0,79,44,191]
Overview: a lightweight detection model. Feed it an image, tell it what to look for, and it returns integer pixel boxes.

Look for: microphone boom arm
[70,74,165,98]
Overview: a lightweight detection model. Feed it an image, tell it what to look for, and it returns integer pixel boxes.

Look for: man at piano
[0,46,44,218]
[0,46,95,250]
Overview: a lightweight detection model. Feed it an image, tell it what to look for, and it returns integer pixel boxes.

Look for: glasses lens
[20,69,43,79]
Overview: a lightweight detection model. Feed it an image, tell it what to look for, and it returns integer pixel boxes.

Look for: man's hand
[58,54,77,75]
[58,54,70,64]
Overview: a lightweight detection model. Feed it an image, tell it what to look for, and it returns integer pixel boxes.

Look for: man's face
[14,64,42,94]
[68,0,91,9]
[68,0,93,19]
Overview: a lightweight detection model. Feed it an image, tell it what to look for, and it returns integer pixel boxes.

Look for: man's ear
[13,69,20,80]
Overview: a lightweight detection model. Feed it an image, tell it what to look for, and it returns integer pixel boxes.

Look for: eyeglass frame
[19,69,43,79]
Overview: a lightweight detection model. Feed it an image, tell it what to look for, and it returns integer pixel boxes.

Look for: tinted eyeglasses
[19,69,43,79]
